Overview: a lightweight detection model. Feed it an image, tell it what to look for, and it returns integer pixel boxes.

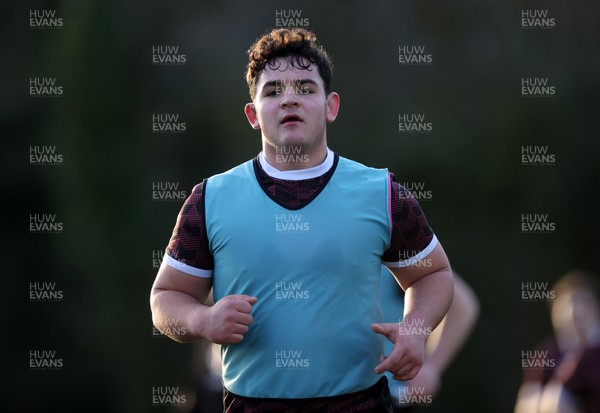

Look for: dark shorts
[223,377,393,413]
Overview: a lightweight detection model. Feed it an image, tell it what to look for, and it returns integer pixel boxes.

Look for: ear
[244,102,261,130]
[326,92,340,123]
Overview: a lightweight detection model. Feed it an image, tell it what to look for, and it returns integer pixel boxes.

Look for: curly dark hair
[245,28,333,99]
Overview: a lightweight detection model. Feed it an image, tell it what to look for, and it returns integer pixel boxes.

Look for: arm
[515,369,583,413]
[405,273,480,397]
[538,382,583,413]
[150,262,256,344]
[515,382,544,413]
[424,274,479,377]
[373,242,454,380]
[151,181,257,345]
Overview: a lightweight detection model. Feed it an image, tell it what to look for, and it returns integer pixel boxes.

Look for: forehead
[257,56,324,88]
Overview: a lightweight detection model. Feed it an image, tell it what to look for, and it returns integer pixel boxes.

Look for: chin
[277,135,310,147]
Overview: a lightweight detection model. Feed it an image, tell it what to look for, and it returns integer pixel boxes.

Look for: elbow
[149,287,162,320]
[149,289,180,342]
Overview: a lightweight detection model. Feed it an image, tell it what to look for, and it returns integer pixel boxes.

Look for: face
[551,291,580,350]
[244,57,339,154]
[571,290,600,334]
[552,289,600,346]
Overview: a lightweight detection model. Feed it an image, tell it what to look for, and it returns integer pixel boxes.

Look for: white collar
[259,148,334,180]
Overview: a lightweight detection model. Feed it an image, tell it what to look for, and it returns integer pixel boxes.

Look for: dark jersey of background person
[564,343,600,413]
[521,335,600,413]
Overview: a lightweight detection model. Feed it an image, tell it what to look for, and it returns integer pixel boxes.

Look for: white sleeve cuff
[164,254,213,278]
[382,235,438,268]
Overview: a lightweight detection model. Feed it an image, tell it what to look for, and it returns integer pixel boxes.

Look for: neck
[259,148,334,180]
[262,139,328,171]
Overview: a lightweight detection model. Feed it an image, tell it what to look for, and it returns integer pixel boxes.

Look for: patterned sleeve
[382,172,437,267]
[164,181,214,278]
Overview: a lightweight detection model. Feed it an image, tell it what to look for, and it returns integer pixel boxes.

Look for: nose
[280,89,300,108]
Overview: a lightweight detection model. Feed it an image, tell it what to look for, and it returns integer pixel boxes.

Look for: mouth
[280,114,303,125]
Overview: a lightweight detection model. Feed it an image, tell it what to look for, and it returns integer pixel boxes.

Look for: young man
[150,28,453,412]
[514,270,600,413]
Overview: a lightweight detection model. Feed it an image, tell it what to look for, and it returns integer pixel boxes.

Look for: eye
[265,88,282,97]
[297,86,311,95]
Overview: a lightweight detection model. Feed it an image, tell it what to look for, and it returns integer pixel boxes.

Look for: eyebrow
[260,79,320,90]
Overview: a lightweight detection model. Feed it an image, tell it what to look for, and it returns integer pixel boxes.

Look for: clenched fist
[203,295,257,345]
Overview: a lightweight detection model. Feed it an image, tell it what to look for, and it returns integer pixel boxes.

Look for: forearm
[373,264,453,380]
[425,275,479,373]
[403,266,454,334]
[515,382,543,413]
[151,289,209,343]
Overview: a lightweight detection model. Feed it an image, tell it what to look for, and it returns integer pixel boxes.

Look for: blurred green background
[5,0,600,412]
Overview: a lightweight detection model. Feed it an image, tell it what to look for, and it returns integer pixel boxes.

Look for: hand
[203,295,257,345]
[372,322,426,380]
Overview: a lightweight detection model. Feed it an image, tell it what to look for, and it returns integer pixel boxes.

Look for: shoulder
[338,155,387,172]
[336,156,389,184]
[206,159,255,187]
